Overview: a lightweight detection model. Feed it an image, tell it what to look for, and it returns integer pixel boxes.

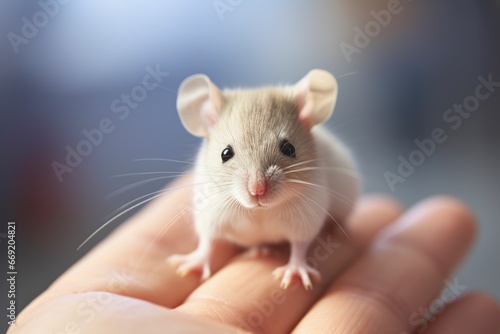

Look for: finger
[11,293,247,334]
[293,197,476,334]
[20,174,240,325]
[176,196,403,333]
[424,293,500,334]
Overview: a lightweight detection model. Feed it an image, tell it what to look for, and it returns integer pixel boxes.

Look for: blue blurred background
[2,1,499,330]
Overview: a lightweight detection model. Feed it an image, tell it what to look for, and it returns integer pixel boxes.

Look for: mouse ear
[293,69,338,129]
[176,74,224,137]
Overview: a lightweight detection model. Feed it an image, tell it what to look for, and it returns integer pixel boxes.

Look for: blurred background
[1,0,499,332]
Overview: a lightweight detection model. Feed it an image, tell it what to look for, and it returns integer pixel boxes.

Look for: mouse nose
[249,180,267,197]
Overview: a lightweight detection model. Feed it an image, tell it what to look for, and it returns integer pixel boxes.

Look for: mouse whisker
[286,166,356,172]
[283,159,320,171]
[112,171,192,178]
[290,196,309,237]
[106,188,172,219]
[335,71,359,79]
[227,196,243,235]
[130,203,192,273]
[106,172,227,200]
[78,191,172,250]
[133,158,196,164]
[287,179,356,207]
[194,182,233,207]
[159,185,232,239]
[130,186,233,273]
[133,157,221,169]
[285,187,317,238]
[191,185,236,236]
[294,190,316,223]
[105,175,187,199]
[132,182,233,272]
[82,180,226,250]
[105,180,219,219]
[296,191,350,242]
[112,171,227,179]
[82,180,232,251]
[220,196,239,232]
[284,167,361,179]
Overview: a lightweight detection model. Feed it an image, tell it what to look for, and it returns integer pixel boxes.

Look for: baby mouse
[168,69,360,290]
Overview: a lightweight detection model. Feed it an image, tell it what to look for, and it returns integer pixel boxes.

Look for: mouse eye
[221,146,234,162]
[280,140,296,158]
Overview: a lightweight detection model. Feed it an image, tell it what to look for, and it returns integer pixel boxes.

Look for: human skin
[8,175,500,334]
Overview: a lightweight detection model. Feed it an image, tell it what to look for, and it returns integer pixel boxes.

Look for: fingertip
[379,195,477,245]
[414,196,477,240]
[411,196,477,256]
[461,292,500,325]
[425,292,500,334]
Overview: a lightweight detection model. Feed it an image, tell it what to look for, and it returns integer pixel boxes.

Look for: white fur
[192,125,359,247]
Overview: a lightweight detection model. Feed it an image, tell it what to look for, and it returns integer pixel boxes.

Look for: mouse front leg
[272,240,321,290]
[167,236,214,280]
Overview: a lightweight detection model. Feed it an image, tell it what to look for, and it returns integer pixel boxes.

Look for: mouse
[167,69,360,290]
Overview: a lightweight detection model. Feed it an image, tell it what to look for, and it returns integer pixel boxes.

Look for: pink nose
[249,181,267,196]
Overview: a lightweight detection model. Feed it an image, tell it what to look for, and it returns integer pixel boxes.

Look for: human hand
[10,175,500,334]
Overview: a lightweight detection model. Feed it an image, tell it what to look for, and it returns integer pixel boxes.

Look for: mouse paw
[167,253,211,280]
[272,263,321,290]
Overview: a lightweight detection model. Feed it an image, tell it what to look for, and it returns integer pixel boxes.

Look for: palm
[10,176,499,334]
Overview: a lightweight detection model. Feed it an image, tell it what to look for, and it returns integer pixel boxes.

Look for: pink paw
[272,263,321,290]
[167,253,211,280]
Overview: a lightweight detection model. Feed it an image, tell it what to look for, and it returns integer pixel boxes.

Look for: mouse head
[177,70,338,209]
